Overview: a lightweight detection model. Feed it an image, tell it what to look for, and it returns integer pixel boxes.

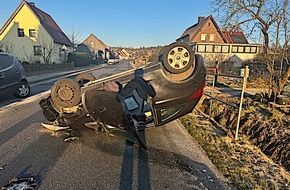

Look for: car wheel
[160,42,194,74]
[14,82,30,98]
[75,73,96,84]
[51,78,81,110]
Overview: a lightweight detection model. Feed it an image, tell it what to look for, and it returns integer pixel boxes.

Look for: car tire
[160,42,195,74]
[14,82,30,98]
[51,78,81,110]
[75,73,96,85]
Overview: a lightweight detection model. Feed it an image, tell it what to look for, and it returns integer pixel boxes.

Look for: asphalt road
[0,61,234,189]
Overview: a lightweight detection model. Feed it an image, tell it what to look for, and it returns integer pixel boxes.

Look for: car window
[159,104,185,123]
[0,54,13,70]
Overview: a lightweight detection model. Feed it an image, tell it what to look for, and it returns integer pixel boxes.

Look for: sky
[0,0,213,48]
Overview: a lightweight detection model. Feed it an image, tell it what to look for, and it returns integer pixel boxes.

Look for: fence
[205,66,249,140]
[23,62,75,74]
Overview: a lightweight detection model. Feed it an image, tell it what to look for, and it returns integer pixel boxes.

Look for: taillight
[188,82,206,100]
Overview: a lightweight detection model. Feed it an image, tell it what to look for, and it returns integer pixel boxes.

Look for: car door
[83,90,126,128]
[0,67,4,93]
[0,54,20,94]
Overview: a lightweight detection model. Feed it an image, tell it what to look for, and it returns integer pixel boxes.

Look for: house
[177,15,227,43]
[177,15,261,66]
[75,43,93,55]
[82,34,108,59]
[118,49,131,60]
[0,1,72,64]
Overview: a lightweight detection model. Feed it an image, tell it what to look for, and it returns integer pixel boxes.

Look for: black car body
[0,52,30,98]
[40,42,206,136]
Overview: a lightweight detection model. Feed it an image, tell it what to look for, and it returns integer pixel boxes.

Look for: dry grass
[180,110,290,190]
[192,73,290,189]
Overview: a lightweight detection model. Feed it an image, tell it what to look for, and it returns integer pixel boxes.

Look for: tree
[0,42,3,52]
[212,0,290,99]
[41,45,54,64]
[67,27,81,51]
[0,41,15,54]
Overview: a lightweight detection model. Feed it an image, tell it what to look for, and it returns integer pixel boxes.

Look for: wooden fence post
[235,66,249,141]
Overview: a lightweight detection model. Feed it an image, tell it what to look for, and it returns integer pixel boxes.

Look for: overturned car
[39,42,206,147]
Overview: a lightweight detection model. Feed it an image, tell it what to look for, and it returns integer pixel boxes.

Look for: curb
[27,64,105,84]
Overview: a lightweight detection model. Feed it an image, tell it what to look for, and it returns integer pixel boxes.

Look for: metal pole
[209,70,216,118]
[235,66,249,141]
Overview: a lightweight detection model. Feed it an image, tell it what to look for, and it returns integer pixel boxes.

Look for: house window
[58,32,63,38]
[238,46,244,53]
[205,45,213,52]
[29,29,36,37]
[221,45,230,53]
[197,44,206,52]
[250,46,257,53]
[214,45,222,53]
[245,46,251,53]
[34,46,42,55]
[38,13,44,20]
[232,46,245,53]
[18,28,24,37]
[232,46,238,53]
[201,34,207,42]
[210,34,215,42]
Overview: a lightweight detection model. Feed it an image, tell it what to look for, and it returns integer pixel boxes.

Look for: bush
[148,54,158,62]
[68,52,96,67]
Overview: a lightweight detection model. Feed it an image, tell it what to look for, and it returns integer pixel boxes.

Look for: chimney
[198,16,205,24]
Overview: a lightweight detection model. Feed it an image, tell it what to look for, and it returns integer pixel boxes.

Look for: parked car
[107,59,116,65]
[0,52,30,98]
[39,42,206,147]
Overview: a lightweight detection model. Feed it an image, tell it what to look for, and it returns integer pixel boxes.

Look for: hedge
[68,52,97,67]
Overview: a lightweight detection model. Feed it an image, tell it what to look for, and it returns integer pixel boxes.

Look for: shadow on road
[119,130,150,190]
[91,127,235,190]
[0,121,69,187]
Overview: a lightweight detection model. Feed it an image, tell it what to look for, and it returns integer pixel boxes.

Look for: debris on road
[64,136,80,142]
[0,164,6,170]
[1,177,37,189]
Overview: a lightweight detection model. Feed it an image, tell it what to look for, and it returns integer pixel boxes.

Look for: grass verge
[180,111,290,190]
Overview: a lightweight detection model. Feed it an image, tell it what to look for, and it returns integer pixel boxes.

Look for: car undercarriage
[39,42,207,148]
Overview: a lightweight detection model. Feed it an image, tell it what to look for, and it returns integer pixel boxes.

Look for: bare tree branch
[211,0,290,98]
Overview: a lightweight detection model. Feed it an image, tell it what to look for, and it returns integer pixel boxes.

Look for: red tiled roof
[222,30,249,44]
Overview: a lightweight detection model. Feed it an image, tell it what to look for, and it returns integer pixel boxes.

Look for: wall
[192,19,225,43]
[192,42,261,66]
